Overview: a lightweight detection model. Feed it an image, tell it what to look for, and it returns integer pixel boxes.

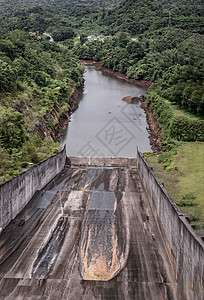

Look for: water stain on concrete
[80,192,121,281]
[0,158,179,299]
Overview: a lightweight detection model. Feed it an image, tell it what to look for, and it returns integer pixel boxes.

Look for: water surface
[61,66,151,157]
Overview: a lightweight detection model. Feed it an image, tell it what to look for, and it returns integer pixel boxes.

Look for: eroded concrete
[0,158,178,299]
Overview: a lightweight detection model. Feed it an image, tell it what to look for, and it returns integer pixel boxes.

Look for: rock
[122,96,140,104]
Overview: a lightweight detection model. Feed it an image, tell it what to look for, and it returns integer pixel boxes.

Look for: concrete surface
[137,150,204,300]
[0,147,66,232]
[0,158,179,299]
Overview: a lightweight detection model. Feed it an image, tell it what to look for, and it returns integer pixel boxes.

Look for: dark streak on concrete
[0,158,179,299]
[31,216,69,279]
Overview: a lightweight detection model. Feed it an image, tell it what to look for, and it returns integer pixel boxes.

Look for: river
[60,65,152,157]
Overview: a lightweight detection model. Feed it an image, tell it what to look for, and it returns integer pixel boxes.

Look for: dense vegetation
[77,30,204,111]
[0,0,203,179]
[73,0,204,147]
[0,0,203,234]
[0,0,119,15]
[0,29,83,182]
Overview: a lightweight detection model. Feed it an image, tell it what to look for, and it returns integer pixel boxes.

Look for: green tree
[0,59,16,92]
[0,107,26,150]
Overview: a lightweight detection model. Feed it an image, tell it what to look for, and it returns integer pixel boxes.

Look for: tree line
[0,0,203,181]
[0,29,84,182]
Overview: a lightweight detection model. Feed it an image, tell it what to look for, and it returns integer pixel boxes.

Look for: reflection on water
[60,66,152,157]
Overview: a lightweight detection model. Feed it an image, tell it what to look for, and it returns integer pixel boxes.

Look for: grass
[146,142,204,237]
[165,100,201,120]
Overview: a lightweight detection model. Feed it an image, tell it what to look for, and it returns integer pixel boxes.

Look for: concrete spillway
[0,157,179,299]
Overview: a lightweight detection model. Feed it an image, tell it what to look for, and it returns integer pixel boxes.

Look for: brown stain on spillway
[0,159,179,299]
[80,223,120,281]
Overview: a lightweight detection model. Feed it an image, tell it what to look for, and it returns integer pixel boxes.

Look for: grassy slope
[165,100,201,120]
[146,142,204,237]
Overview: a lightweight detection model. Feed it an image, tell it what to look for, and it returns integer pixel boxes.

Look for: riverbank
[80,60,161,153]
[93,63,160,152]
[80,60,151,86]
[140,95,161,153]
[52,83,84,141]
[80,59,101,65]
[95,66,152,87]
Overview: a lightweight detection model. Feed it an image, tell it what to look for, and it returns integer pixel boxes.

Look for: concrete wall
[0,146,66,232]
[69,156,137,167]
[137,149,204,300]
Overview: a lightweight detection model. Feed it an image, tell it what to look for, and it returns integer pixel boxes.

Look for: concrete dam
[0,148,203,299]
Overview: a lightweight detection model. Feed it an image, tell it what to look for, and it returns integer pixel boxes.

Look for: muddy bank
[80,59,101,65]
[51,83,84,141]
[59,61,161,153]
[95,66,152,87]
[93,65,160,152]
[140,95,161,153]
[80,60,151,86]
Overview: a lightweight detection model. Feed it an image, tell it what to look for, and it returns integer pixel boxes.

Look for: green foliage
[176,193,197,207]
[170,116,204,141]
[0,135,61,182]
[0,107,26,150]
[157,146,179,169]
[160,139,180,152]
[52,27,75,42]
[0,27,84,182]
[0,59,16,92]
[21,161,28,168]
[147,92,204,142]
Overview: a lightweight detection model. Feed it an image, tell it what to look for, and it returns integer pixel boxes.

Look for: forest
[0,0,203,181]
[0,29,84,181]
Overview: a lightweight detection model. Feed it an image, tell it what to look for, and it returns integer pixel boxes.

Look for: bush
[147,92,204,142]
[160,139,180,152]
[146,92,174,132]
[176,192,197,207]
[30,152,39,163]
[170,116,204,141]
[21,162,28,168]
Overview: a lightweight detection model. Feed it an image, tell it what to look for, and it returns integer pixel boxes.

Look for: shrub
[30,152,39,163]
[176,192,197,207]
[170,116,204,141]
[21,162,28,168]
[147,92,204,142]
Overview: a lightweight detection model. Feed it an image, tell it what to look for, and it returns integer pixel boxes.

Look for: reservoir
[61,65,152,157]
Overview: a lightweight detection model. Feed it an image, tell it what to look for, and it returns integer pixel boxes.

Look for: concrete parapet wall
[0,146,66,232]
[137,149,204,300]
[69,156,137,167]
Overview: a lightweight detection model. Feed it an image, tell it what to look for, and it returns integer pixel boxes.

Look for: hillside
[75,0,204,35]
[0,0,120,15]
[0,29,84,182]
[0,0,203,235]
[0,0,203,37]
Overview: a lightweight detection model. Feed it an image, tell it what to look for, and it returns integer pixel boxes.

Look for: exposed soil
[80,59,101,65]
[90,64,161,152]
[95,66,152,87]
[140,95,161,153]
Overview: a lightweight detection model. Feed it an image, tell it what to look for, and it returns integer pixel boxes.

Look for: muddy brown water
[60,65,152,156]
